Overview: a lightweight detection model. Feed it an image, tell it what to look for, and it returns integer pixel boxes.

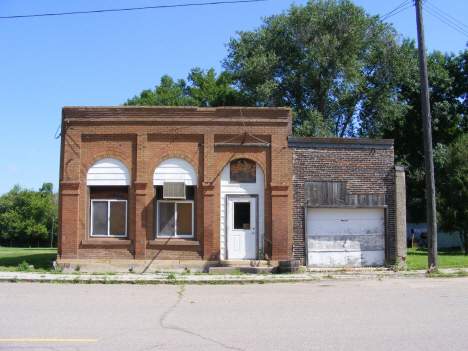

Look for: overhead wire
[424,1,468,31]
[0,0,267,19]
[381,2,414,22]
[423,2,468,38]
[380,0,412,22]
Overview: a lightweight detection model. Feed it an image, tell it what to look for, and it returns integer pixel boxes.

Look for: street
[1,278,467,350]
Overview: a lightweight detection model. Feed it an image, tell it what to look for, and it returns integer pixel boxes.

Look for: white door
[307,208,385,268]
[227,197,257,260]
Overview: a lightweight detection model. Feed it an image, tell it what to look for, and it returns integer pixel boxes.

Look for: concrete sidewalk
[1,267,467,284]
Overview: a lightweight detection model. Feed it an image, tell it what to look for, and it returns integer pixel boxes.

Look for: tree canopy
[124,68,251,107]
[381,44,467,222]
[0,184,58,247]
[438,134,468,252]
[223,0,410,137]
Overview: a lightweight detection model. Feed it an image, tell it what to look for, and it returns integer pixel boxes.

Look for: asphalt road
[1,278,468,350]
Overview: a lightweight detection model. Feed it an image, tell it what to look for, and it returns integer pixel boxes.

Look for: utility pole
[415,0,437,270]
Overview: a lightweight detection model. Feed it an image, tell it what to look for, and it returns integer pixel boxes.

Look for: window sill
[148,239,200,246]
[81,239,132,247]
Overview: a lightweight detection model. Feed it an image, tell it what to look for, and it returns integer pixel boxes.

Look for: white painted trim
[153,158,197,185]
[156,200,194,238]
[90,199,127,237]
[87,158,130,186]
[220,163,264,260]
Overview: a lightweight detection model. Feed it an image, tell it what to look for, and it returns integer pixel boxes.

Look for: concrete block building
[57,106,406,271]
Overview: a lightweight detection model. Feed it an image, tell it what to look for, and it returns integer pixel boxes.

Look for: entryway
[227,197,257,260]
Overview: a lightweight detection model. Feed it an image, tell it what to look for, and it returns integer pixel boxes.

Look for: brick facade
[290,137,396,264]
[58,107,293,262]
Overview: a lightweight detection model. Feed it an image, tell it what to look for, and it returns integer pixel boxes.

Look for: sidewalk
[1,267,468,284]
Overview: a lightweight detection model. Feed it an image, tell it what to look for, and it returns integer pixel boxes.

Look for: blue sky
[1,0,467,195]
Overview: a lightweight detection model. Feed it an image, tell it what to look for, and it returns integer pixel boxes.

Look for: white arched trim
[87,158,130,186]
[153,158,197,185]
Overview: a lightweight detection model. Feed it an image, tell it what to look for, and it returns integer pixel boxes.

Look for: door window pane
[159,202,175,236]
[92,201,108,235]
[177,203,192,235]
[109,201,126,236]
[234,202,251,229]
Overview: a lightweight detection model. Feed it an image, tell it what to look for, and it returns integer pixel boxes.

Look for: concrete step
[219,260,276,267]
[209,266,276,274]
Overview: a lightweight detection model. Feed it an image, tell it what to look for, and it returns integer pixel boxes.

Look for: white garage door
[307,208,385,268]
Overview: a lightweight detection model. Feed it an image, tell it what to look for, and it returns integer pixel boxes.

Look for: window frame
[90,199,128,237]
[156,200,194,238]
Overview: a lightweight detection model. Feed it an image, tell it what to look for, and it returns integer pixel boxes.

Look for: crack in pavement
[158,284,185,328]
[159,285,244,351]
[162,325,244,351]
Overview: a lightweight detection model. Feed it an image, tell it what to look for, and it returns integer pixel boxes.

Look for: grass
[406,247,468,270]
[0,247,57,271]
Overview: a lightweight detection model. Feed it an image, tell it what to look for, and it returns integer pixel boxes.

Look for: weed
[17,260,29,272]
[72,277,81,284]
[323,274,334,279]
[209,280,227,285]
[11,276,18,283]
[75,264,81,272]
[259,279,267,284]
[230,269,243,275]
[167,273,177,280]
[177,285,186,298]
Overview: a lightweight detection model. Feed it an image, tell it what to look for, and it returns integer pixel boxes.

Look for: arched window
[153,158,197,238]
[87,158,130,237]
[87,158,130,186]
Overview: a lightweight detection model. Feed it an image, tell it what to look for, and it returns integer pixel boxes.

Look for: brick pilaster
[270,182,291,260]
[134,133,148,260]
[59,181,80,259]
[202,182,216,260]
[134,181,147,260]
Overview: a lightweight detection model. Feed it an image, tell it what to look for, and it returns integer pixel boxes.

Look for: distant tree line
[0,183,58,247]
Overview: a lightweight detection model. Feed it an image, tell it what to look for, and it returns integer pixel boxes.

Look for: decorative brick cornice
[134,181,147,195]
[270,182,289,196]
[60,181,81,195]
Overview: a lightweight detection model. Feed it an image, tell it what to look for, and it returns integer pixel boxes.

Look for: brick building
[58,106,406,271]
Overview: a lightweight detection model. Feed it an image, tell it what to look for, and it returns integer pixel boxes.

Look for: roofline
[288,136,394,149]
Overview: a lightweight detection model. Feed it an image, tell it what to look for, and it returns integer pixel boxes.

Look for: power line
[424,7,468,38]
[380,0,412,21]
[0,0,267,20]
[381,2,414,22]
[424,1,468,31]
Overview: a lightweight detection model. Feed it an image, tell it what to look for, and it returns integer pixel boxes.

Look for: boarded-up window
[230,159,256,183]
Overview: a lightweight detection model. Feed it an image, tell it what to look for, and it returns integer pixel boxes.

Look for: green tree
[382,45,466,222]
[124,68,250,107]
[438,134,468,252]
[223,0,409,137]
[0,184,58,247]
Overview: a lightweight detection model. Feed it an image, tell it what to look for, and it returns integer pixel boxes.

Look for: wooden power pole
[415,0,438,270]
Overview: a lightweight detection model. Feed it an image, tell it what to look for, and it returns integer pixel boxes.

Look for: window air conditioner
[163,182,186,199]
